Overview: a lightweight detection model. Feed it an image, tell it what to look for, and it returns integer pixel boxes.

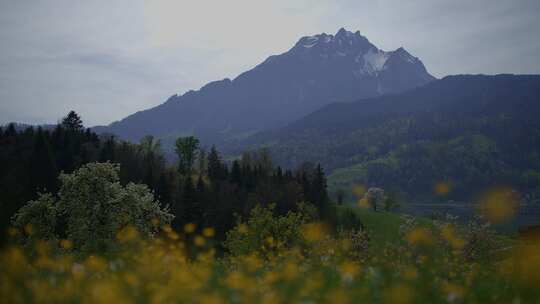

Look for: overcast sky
[1,0,539,126]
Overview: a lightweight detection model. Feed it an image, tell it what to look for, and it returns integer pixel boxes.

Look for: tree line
[0,111,330,246]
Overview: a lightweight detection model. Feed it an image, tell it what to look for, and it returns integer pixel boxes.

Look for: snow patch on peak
[299,35,320,48]
[299,34,334,48]
[362,48,389,74]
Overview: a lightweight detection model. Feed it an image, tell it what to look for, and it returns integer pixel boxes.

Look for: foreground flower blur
[1,204,539,304]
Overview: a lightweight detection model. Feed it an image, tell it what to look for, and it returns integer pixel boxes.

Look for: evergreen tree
[155,172,171,206]
[61,111,83,132]
[29,128,58,193]
[175,136,199,175]
[180,176,201,225]
[230,160,242,185]
[197,147,208,175]
[207,145,225,181]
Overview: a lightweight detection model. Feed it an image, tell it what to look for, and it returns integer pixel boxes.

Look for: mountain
[229,74,540,203]
[94,28,435,143]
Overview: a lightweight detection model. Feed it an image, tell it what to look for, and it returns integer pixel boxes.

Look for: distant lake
[399,202,540,234]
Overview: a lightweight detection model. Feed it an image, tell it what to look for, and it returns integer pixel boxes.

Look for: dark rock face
[95,28,435,143]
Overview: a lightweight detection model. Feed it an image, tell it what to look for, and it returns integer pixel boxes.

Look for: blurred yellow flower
[237,223,249,234]
[199,293,224,304]
[513,244,540,287]
[202,227,215,238]
[225,271,250,289]
[194,235,206,247]
[85,255,107,272]
[434,181,451,196]
[406,228,433,246]
[167,230,180,240]
[352,185,367,198]
[327,288,351,304]
[440,225,465,250]
[478,187,519,223]
[243,254,263,272]
[162,224,173,233]
[117,225,139,242]
[35,240,50,256]
[357,198,370,209]
[340,261,361,281]
[123,273,139,286]
[60,239,73,250]
[301,222,328,242]
[89,281,130,304]
[24,223,33,236]
[184,223,197,234]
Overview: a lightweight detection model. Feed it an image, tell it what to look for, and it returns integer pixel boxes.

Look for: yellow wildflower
[352,185,367,198]
[301,222,328,242]
[202,227,215,238]
[117,225,139,242]
[237,223,249,234]
[478,187,519,223]
[184,223,197,234]
[434,181,452,196]
[340,261,361,282]
[60,239,73,250]
[194,235,206,247]
[440,225,465,250]
[406,228,433,246]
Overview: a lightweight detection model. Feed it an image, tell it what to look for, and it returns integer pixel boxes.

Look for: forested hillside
[229,75,540,203]
[0,112,329,246]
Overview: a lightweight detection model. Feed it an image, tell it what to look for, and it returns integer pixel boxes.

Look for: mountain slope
[230,74,540,202]
[95,28,434,143]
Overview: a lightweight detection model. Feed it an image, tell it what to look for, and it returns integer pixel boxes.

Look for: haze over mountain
[95,28,434,143]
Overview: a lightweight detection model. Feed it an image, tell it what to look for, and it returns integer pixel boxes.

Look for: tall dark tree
[230,160,242,185]
[61,111,83,132]
[180,177,201,226]
[29,128,58,193]
[175,136,199,175]
[207,145,226,181]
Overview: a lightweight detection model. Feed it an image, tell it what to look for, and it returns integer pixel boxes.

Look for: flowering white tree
[12,162,173,254]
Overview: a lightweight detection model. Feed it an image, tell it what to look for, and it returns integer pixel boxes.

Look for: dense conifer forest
[0,111,330,246]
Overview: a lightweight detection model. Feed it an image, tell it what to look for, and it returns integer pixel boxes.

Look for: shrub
[11,162,173,255]
[223,203,315,258]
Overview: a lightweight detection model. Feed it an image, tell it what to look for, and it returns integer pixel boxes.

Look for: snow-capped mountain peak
[294,28,372,52]
[98,28,435,143]
[289,28,427,79]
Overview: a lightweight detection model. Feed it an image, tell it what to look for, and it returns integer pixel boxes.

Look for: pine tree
[175,136,199,175]
[230,160,242,185]
[181,176,201,225]
[61,111,83,132]
[197,147,208,175]
[155,172,170,206]
[207,145,225,181]
[29,128,58,193]
[312,164,329,217]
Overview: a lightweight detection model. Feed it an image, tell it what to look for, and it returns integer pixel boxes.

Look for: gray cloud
[1,0,539,126]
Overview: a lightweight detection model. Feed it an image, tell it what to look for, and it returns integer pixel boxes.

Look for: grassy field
[1,205,538,303]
